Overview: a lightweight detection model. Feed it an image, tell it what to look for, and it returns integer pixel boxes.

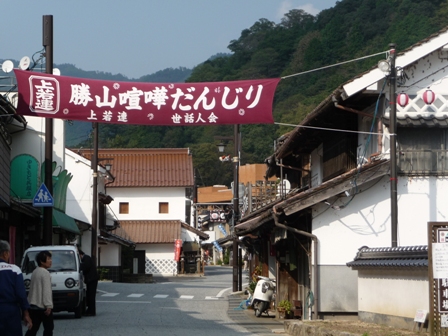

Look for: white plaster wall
[358,269,428,317]
[181,227,199,242]
[11,117,65,172]
[65,150,94,224]
[201,231,215,244]
[138,243,173,259]
[79,232,92,264]
[108,187,187,221]
[313,175,448,265]
[99,244,121,266]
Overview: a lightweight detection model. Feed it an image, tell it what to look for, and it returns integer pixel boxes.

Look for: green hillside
[67,0,448,187]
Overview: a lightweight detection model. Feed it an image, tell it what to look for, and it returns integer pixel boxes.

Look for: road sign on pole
[33,183,54,207]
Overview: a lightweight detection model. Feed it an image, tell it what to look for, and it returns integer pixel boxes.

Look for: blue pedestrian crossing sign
[33,183,54,207]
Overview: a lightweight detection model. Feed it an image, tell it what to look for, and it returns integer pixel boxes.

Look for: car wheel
[74,298,86,319]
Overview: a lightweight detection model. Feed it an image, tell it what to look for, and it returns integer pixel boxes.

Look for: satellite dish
[2,60,14,73]
[53,68,61,76]
[19,56,31,70]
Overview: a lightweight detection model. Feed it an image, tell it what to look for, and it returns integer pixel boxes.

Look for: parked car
[21,245,86,318]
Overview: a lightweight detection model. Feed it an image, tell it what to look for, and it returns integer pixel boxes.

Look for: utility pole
[389,44,398,248]
[91,123,98,264]
[232,124,240,292]
[42,15,53,246]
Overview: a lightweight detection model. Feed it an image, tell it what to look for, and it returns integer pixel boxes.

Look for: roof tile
[114,220,181,243]
[77,148,194,187]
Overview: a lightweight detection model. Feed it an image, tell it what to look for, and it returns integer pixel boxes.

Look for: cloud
[276,1,320,20]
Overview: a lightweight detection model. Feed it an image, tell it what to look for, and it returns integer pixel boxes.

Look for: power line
[274,122,383,136]
[281,50,388,80]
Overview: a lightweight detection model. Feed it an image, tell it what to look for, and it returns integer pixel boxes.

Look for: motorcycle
[250,276,276,317]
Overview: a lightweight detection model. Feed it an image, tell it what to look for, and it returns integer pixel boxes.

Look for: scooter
[250,276,276,317]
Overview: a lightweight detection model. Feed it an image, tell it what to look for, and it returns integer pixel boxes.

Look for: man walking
[79,250,98,316]
[0,240,32,335]
[25,250,53,336]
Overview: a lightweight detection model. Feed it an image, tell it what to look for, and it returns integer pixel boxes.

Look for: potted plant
[277,300,292,319]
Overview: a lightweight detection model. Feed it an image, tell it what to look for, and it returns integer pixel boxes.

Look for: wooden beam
[279,161,389,216]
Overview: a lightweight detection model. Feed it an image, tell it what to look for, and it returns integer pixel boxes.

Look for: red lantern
[423,89,435,105]
[397,93,409,107]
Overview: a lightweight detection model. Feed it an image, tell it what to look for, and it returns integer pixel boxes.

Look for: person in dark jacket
[0,240,32,335]
[79,250,98,316]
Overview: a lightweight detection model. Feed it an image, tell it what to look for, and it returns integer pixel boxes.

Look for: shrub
[97,268,109,281]
[223,249,230,265]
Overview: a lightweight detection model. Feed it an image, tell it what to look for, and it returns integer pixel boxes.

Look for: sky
[1,0,337,79]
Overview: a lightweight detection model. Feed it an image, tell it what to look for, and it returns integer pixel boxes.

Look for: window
[322,135,357,181]
[119,202,129,214]
[159,202,169,214]
[397,128,448,174]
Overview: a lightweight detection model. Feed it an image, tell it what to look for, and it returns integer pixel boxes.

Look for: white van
[21,245,86,318]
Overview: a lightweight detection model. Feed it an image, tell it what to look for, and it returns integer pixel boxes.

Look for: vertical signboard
[428,222,448,335]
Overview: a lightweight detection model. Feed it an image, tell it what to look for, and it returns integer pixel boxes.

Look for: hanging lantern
[423,89,435,105]
[397,93,409,107]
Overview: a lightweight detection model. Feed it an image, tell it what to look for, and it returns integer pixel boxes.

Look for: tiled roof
[114,220,181,243]
[77,148,194,187]
[383,115,448,127]
[235,210,273,235]
[99,229,135,247]
[346,245,428,269]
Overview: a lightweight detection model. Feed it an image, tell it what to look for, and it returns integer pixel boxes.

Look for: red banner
[14,70,280,126]
[174,239,182,262]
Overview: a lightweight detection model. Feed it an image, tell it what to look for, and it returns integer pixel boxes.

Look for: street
[22,266,280,336]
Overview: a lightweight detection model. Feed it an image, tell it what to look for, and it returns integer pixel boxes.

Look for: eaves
[274,159,390,216]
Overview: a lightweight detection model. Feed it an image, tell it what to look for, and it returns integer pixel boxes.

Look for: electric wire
[274,122,383,136]
[281,50,388,80]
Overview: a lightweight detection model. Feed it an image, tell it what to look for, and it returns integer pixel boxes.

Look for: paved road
[22,266,284,336]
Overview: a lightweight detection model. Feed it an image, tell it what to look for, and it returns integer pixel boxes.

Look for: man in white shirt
[25,250,53,336]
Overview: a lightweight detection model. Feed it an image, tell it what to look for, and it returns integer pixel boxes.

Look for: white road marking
[97,300,152,304]
[216,282,249,297]
[154,294,169,298]
[179,295,194,299]
[99,293,225,300]
[216,287,231,297]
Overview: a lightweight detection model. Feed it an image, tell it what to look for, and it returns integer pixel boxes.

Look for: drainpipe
[273,212,318,320]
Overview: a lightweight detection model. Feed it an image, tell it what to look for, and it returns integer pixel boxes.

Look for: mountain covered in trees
[65,0,448,187]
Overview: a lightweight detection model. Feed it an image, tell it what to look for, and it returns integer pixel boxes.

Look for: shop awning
[53,209,80,235]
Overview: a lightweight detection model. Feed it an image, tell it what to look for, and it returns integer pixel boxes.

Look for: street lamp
[215,125,242,292]
[104,162,112,172]
[217,141,226,153]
